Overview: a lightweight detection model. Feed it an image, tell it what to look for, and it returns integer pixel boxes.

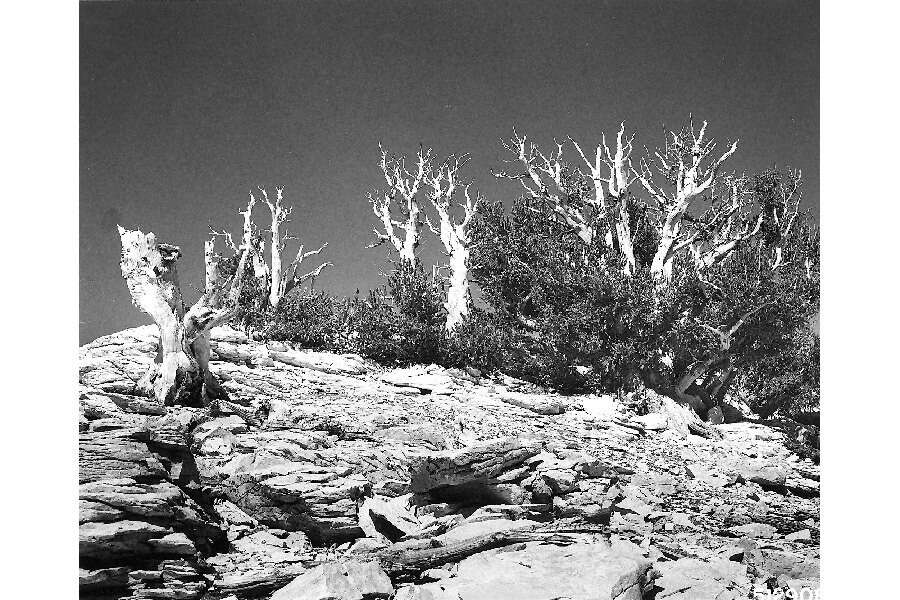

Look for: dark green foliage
[262,290,352,350]
[440,309,518,373]
[241,260,450,367]
[368,260,446,365]
[467,190,658,392]
[737,326,820,420]
[387,260,446,355]
[222,159,818,425]
[467,167,819,413]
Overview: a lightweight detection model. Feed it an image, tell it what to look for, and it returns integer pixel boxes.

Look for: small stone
[148,532,196,555]
[358,494,421,542]
[530,477,553,504]
[542,469,577,495]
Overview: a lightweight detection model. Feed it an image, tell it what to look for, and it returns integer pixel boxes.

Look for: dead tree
[367,144,433,264]
[209,187,333,313]
[425,156,481,333]
[634,118,738,283]
[117,225,252,406]
[212,192,269,280]
[571,122,639,275]
[496,125,639,274]
[256,186,331,309]
[690,170,802,273]
[495,131,598,247]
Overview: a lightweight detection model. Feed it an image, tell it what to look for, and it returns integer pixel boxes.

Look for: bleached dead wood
[494,131,597,247]
[368,145,432,263]
[257,186,331,308]
[571,122,639,275]
[425,156,480,333]
[634,119,738,283]
[117,226,251,406]
[370,527,581,580]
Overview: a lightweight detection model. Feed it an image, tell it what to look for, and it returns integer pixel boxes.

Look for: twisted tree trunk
[118,227,250,406]
[424,158,479,334]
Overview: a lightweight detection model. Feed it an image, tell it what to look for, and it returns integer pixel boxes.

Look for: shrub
[348,261,447,366]
[262,289,351,350]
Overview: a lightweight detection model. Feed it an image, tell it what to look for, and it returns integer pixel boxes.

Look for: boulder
[79,520,172,560]
[581,395,618,420]
[222,463,371,543]
[785,529,812,542]
[409,437,542,493]
[399,537,651,600]
[652,558,751,599]
[269,559,393,600]
[359,494,422,542]
[728,522,778,539]
[740,464,788,488]
[79,567,130,591]
[79,429,167,484]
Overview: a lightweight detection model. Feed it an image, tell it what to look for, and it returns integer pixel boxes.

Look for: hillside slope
[79,326,820,600]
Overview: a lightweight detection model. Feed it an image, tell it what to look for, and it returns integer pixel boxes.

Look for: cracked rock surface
[79,326,819,599]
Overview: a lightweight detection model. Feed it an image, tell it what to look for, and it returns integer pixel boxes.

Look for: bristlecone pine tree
[212,188,331,312]
[485,116,817,416]
[117,225,253,406]
[368,145,481,334]
[367,144,432,264]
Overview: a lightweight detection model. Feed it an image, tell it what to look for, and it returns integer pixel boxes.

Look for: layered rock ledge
[79,326,819,600]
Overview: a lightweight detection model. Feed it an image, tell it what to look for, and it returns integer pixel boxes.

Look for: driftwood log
[367,527,597,580]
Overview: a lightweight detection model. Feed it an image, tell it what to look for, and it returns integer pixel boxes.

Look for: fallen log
[369,527,584,579]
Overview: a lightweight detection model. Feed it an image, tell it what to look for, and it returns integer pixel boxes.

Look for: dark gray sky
[80,0,818,344]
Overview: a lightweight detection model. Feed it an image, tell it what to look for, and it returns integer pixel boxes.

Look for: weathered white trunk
[571,123,638,274]
[590,179,615,249]
[650,220,680,283]
[118,226,250,406]
[635,121,738,284]
[615,200,636,276]
[268,215,283,308]
[258,187,290,309]
[369,145,431,264]
[673,359,715,414]
[695,239,739,271]
[400,200,419,264]
[119,227,203,404]
[425,162,479,334]
[444,240,470,333]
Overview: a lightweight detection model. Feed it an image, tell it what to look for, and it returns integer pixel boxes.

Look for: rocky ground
[79,326,820,600]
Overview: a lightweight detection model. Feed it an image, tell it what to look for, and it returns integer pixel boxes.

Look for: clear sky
[80,0,818,344]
